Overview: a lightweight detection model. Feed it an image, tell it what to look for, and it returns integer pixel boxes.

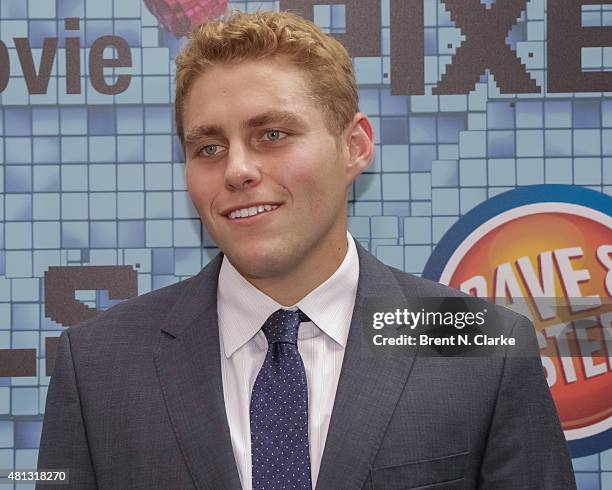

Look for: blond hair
[174,10,359,145]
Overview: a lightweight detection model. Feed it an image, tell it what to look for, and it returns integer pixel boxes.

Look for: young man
[37,10,575,489]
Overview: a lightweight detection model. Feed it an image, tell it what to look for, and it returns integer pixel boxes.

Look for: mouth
[224,203,281,221]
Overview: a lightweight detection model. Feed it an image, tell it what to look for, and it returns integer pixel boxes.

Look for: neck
[243,232,349,306]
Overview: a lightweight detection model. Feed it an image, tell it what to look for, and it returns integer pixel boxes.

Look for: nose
[224,144,262,191]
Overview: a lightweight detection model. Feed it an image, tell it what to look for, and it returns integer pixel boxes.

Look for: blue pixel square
[0,420,13,448]
[410,145,436,171]
[4,109,31,136]
[488,131,515,158]
[516,130,544,157]
[382,146,409,172]
[33,222,60,249]
[32,108,59,135]
[61,221,89,248]
[145,135,172,162]
[90,222,117,248]
[516,101,543,128]
[382,173,410,200]
[459,131,486,158]
[5,223,32,250]
[118,221,145,248]
[360,88,380,115]
[173,191,197,219]
[89,136,116,162]
[89,193,116,220]
[5,166,32,193]
[117,135,144,162]
[371,216,398,239]
[437,115,465,143]
[145,164,173,190]
[517,159,544,185]
[116,106,144,134]
[146,220,173,247]
[574,158,602,185]
[11,388,39,415]
[573,100,601,128]
[5,194,32,221]
[545,130,572,156]
[1,0,27,18]
[33,165,60,192]
[545,101,572,128]
[61,137,87,163]
[404,246,431,273]
[404,217,431,244]
[145,107,172,134]
[15,420,42,449]
[174,220,201,247]
[118,164,144,190]
[11,278,39,302]
[89,107,116,135]
[114,19,141,45]
[33,193,60,220]
[355,173,381,201]
[174,248,201,276]
[460,159,487,186]
[348,217,370,239]
[487,102,515,129]
[410,116,436,143]
[153,248,174,274]
[354,57,382,85]
[118,192,145,219]
[5,137,32,164]
[545,158,573,184]
[488,159,516,185]
[62,193,88,220]
[432,188,459,215]
[381,118,409,145]
[33,137,60,164]
[143,76,171,104]
[11,303,39,330]
[380,90,408,116]
[460,188,488,214]
[62,166,88,192]
[89,164,117,191]
[60,108,87,135]
[573,129,601,156]
[432,160,458,187]
[146,192,172,218]
[411,173,431,200]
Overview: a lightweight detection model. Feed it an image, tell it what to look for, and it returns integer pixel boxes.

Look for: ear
[343,112,375,185]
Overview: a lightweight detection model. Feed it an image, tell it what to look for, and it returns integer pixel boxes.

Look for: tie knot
[261,308,310,345]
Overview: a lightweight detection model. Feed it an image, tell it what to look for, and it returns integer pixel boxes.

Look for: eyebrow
[183,110,306,146]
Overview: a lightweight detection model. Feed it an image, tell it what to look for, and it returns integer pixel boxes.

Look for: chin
[225,243,299,279]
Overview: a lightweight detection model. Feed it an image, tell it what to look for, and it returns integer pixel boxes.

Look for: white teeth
[227,204,279,219]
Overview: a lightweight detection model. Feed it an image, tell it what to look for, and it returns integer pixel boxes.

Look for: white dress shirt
[217,231,359,489]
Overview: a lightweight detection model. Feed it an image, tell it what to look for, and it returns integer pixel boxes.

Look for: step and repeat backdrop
[0,0,611,487]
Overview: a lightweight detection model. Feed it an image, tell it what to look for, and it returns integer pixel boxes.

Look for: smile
[227,204,279,220]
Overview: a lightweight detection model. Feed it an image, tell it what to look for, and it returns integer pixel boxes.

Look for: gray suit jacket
[37,242,576,489]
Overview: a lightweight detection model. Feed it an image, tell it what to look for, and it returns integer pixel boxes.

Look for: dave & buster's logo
[423,185,612,456]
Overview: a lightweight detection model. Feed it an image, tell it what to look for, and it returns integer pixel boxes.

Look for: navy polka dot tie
[250,309,313,490]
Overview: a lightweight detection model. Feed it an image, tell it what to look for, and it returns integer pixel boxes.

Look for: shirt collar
[217,230,359,358]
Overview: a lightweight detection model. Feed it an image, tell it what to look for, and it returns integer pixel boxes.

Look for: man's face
[182,57,370,281]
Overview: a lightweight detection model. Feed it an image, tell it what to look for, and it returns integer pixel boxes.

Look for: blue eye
[265,130,287,141]
[203,145,218,155]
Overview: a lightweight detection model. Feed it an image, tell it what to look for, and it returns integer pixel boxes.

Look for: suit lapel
[154,253,242,490]
[316,242,419,490]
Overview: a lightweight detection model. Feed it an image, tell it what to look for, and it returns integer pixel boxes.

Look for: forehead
[182,58,325,132]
